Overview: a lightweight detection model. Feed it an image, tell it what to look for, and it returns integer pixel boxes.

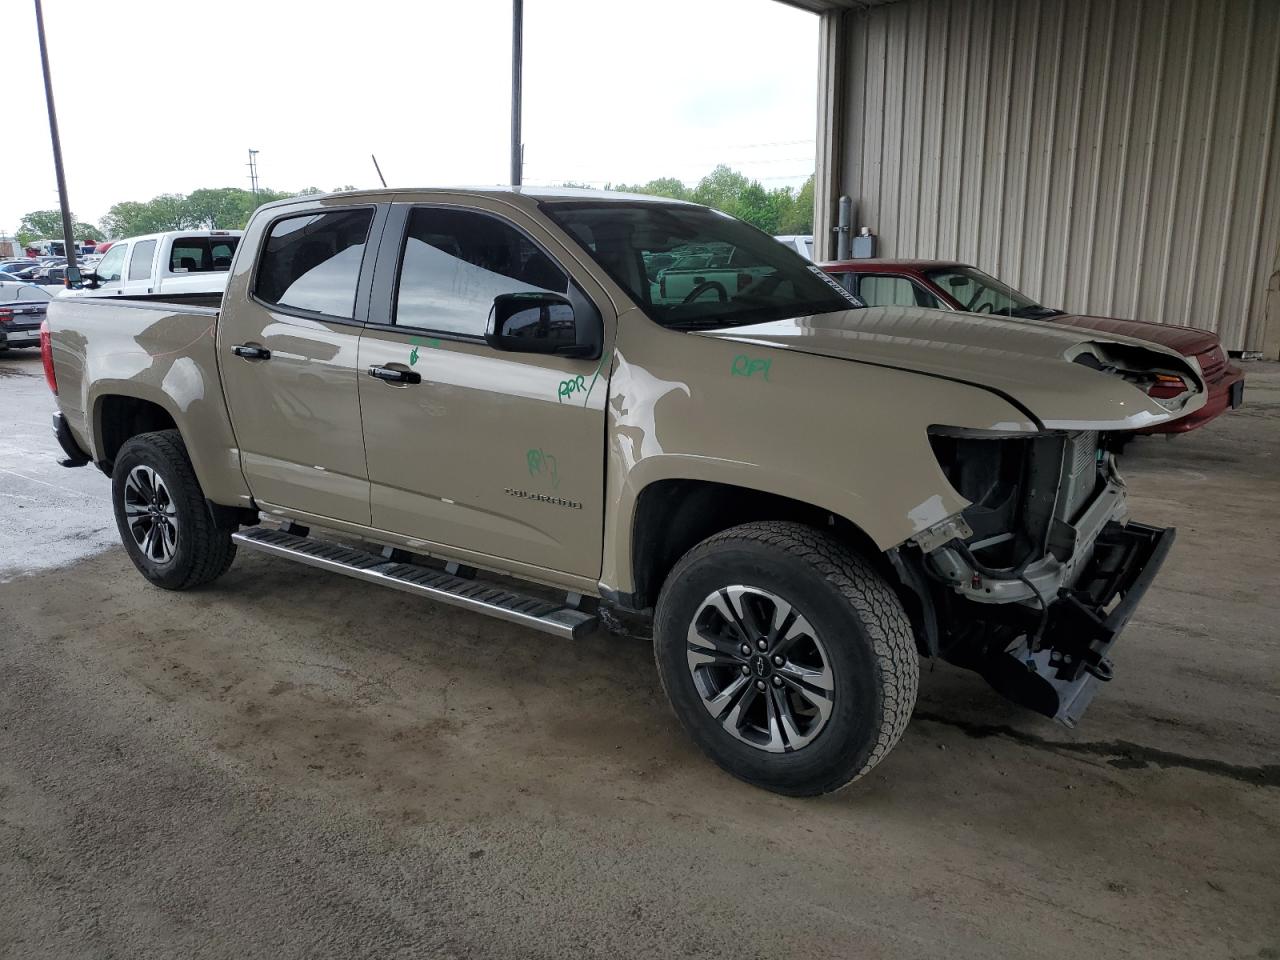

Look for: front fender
[599,316,1036,595]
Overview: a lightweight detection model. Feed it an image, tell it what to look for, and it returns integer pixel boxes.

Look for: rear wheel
[111,429,236,590]
[654,521,918,795]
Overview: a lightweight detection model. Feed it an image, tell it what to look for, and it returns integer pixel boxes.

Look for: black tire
[110,429,236,590]
[654,521,918,796]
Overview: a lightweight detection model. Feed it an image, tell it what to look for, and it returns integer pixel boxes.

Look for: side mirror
[485,292,596,358]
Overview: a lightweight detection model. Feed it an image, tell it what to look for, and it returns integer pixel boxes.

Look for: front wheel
[111,429,236,590]
[654,521,919,795]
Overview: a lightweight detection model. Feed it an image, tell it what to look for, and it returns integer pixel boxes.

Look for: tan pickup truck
[42,188,1206,795]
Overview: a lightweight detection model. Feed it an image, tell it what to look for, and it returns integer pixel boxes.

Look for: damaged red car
[821,259,1244,434]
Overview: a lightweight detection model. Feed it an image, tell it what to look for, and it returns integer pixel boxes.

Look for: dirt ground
[1,346,1277,959]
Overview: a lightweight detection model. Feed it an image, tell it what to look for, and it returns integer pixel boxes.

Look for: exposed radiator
[1057,431,1100,522]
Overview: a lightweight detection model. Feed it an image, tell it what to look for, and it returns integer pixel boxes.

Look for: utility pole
[247,149,260,197]
[510,0,523,186]
[33,0,78,279]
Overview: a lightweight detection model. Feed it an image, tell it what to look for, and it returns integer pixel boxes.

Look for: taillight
[0,307,12,324]
[1147,374,1187,399]
[40,319,57,395]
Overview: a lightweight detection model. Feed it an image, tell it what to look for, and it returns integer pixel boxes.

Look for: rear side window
[394,207,567,335]
[254,210,373,318]
[128,240,156,281]
[169,236,242,273]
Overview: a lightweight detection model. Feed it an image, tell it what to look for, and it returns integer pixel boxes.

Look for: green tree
[15,210,104,246]
[608,176,691,201]
[775,175,815,234]
[17,210,67,246]
[735,181,780,234]
[101,194,190,237]
[691,165,752,218]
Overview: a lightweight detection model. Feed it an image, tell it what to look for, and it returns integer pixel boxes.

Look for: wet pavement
[0,349,114,582]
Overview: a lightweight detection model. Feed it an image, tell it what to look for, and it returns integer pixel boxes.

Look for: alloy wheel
[122,465,179,564]
[686,585,835,753]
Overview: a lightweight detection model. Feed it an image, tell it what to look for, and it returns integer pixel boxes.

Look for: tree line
[11,165,813,246]
[596,165,815,235]
[11,185,349,247]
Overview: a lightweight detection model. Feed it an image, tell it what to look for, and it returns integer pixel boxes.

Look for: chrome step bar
[231,527,597,640]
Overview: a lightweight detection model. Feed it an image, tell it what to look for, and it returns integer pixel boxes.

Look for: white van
[66,230,243,297]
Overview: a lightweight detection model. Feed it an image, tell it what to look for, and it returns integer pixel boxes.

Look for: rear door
[123,238,158,295]
[218,204,384,524]
[356,199,612,578]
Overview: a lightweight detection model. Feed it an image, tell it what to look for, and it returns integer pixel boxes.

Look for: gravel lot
[1,346,1277,959]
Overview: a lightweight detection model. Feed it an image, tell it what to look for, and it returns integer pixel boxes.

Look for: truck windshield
[922,265,1058,318]
[541,201,858,329]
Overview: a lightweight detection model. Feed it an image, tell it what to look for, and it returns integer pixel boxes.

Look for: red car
[820,259,1244,434]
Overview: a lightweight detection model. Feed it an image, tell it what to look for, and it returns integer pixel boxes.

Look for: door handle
[367,364,421,385]
[232,344,271,360]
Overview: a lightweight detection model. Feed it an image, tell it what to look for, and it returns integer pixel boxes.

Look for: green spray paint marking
[580,349,612,407]
[407,337,440,367]
[731,354,772,381]
[526,448,560,489]
[557,375,587,402]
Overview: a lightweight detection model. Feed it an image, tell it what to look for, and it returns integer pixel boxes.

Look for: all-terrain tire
[111,429,236,590]
[654,521,918,796]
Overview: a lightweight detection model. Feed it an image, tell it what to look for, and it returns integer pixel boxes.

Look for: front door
[357,201,611,579]
[218,205,379,524]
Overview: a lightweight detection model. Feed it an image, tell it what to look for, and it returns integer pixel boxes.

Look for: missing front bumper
[979,521,1175,727]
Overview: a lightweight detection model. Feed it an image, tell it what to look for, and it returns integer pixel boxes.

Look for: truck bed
[46,290,248,507]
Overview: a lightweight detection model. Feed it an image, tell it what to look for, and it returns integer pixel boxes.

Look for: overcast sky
[3,0,817,237]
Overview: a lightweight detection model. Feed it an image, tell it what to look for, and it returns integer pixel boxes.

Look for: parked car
[821,259,1245,434]
[774,234,814,260]
[0,280,52,349]
[0,259,39,277]
[44,189,1205,795]
[64,230,243,298]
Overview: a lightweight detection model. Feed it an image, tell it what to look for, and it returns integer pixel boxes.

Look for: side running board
[231,526,597,640]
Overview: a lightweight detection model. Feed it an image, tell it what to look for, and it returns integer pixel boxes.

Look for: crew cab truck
[61,230,243,298]
[43,188,1206,795]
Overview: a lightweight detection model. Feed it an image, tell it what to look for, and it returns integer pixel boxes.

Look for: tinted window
[543,202,854,330]
[170,236,242,273]
[255,210,373,318]
[96,244,128,283]
[128,240,157,281]
[395,208,567,335]
[855,275,941,309]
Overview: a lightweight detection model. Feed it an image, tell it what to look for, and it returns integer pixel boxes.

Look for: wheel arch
[93,391,180,471]
[86,381,253,509]
[620,477,894,612]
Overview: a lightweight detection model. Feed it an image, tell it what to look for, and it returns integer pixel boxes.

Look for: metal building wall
[832,0,1280,354]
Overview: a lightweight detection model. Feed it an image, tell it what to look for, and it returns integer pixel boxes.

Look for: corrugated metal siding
[837,0,1280,353]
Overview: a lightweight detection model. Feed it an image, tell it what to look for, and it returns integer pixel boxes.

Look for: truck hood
[698,305,1206,432]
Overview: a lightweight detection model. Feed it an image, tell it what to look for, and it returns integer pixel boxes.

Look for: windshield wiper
[663,317,746,331]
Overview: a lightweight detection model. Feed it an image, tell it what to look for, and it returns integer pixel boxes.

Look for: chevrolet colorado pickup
[43,188,1205,795]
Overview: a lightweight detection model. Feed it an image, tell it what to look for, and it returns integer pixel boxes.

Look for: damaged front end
[897,427,1174,727]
